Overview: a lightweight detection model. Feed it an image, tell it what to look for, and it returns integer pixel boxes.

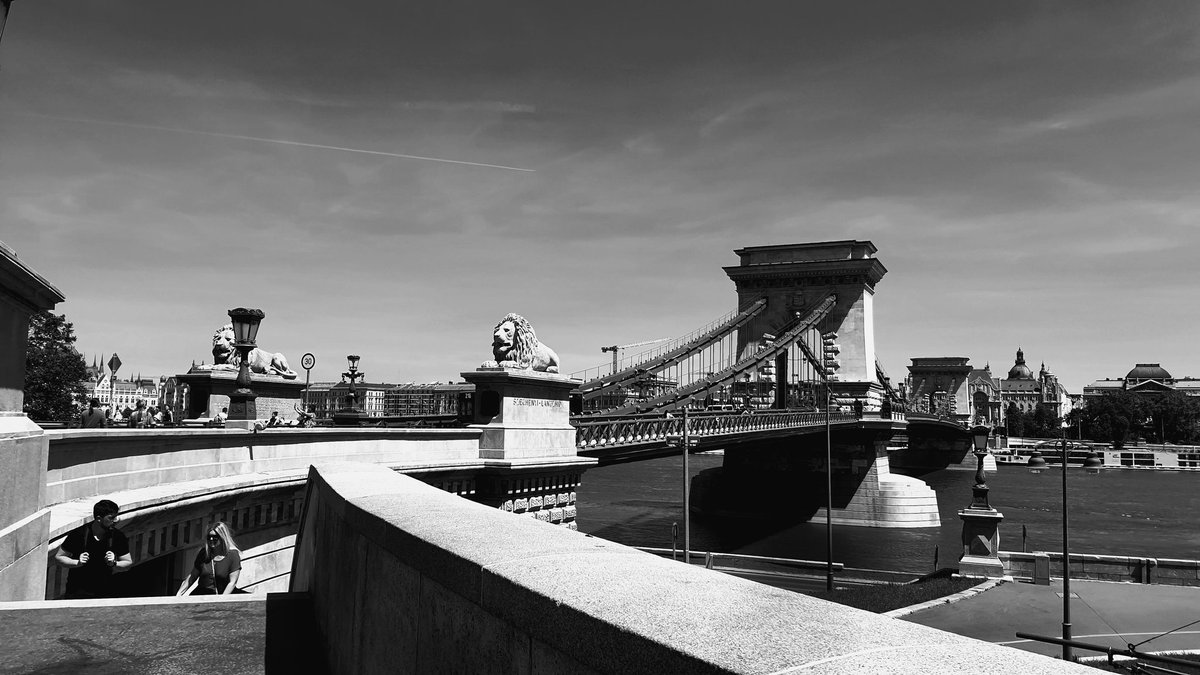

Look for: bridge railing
[574,410,860,449]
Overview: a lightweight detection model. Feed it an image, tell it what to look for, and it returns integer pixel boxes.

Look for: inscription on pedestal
[511,398,564,408]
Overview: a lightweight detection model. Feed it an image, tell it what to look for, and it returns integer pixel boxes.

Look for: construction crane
[601,337,671,375]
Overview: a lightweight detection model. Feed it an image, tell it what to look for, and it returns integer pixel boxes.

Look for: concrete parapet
[1000,551,1200,586]
[292,462,1093,674]
[43,427,481,508]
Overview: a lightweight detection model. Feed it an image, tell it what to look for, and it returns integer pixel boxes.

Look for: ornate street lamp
[957,424,1005,578]
[342,354,363,411]
[332,354,368,426]
[226,308,264,425]
[969,424,992,508]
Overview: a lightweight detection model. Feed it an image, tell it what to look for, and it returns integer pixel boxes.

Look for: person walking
[54,499,133,598]
[81,398,107,428]
[177,522,243,596]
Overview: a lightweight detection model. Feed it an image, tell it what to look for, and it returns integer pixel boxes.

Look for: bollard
[1033,552,1050,585]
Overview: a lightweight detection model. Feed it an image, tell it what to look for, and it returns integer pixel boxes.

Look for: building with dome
[1083,364,1200,399]
[904,348,1070,426]
[965,348,1070,427]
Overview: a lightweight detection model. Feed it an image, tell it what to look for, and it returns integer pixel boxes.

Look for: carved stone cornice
[723,258,888,290]
[0,241,65,313]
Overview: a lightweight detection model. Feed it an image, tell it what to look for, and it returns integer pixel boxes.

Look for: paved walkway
[903,578,1200,660]
[0,593,321,675]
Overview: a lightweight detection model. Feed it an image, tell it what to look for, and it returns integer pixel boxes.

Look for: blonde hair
[206,521,240,556]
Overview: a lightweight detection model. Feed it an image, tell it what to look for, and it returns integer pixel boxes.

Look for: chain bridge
[2,239,974,610]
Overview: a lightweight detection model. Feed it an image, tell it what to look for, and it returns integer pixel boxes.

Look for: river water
[574,453,1200,573]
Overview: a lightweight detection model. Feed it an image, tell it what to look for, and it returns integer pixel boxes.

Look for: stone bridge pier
[690,420,940,528]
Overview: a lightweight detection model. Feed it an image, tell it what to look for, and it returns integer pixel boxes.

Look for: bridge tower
[723,240,887,407]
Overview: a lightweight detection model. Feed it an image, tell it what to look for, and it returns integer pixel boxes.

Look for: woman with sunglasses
[176,522,242,595]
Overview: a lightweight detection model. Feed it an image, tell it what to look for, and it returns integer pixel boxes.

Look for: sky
[3,1,1199,393]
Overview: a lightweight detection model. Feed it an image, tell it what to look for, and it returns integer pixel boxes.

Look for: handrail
[575,408,859,450]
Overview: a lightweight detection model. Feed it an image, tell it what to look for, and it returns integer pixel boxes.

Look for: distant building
[80,355,163,412]
[994,347,1068,419]
[1083,364,1200,399]
[908,348,1071,426]
[303,381,473,419]
[905,357,971,423]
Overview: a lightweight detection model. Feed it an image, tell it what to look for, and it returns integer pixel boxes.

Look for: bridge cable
[578,298,767,399]
[600,294,837,415]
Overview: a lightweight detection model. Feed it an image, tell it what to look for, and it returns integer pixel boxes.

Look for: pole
[304,369,311,413]
[826,382,834,592]
[1061,427,1072,661]
[682,406,691,565]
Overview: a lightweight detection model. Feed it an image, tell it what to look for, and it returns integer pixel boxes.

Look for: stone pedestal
[459,368,596,530]
[460,368,580,460]
[175,370,305,424]
[958,506,1006,578]
[332,409,374,427]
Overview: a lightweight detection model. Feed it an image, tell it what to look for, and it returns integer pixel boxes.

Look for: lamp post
[957,425,1005,578]
[226,308,264,428]
[1027,425,1101,662]
[969,424,991,506]
[825,377,834,591]
[666,401,698,565]
[333,354,367,426]
[342,354,363,411]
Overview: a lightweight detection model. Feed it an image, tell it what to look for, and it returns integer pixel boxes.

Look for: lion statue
[194,323,298,379]
[480,313,560,373]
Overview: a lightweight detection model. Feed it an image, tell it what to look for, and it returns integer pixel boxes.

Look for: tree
[1075,391,1150,448]
[24,311,88,422]
[1144,391,1200,445]
[1004,402,1026,437]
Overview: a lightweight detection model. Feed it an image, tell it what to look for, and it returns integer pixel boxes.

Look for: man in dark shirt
[55,499,133,598]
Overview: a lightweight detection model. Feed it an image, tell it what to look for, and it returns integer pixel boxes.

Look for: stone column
[0,243,65,600]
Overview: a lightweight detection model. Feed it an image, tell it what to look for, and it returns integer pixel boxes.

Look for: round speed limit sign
[301,353,316,370]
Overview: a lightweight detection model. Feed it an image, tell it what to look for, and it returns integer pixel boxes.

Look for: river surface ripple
[574,453,1200,572]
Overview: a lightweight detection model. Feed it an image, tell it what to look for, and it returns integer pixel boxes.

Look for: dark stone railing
[574,410,862,449]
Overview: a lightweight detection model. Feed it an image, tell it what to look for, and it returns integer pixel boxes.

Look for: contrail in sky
[24,113,536,172]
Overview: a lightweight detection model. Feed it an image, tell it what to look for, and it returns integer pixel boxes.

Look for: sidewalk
[903,578,1200,659]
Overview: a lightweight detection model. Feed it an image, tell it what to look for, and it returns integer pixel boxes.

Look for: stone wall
[290,462,1094,674]
[43,427,481,507]
[1002,551,1200,586]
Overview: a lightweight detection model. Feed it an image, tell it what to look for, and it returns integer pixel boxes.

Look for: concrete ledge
[292,462,1094,674]
[1000,551,1200,586]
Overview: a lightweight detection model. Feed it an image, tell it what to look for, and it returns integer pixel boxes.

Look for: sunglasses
[207,534,221,541]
